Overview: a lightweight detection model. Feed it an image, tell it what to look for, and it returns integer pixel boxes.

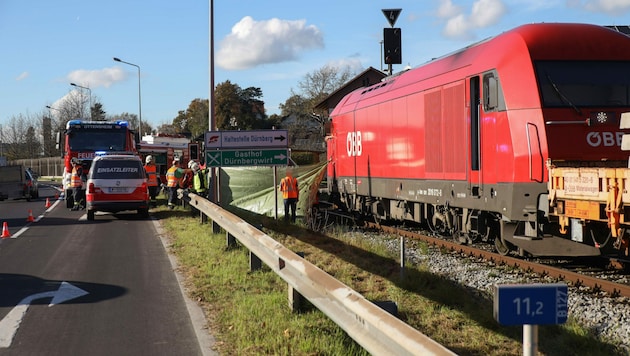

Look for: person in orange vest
[280,169,299,223]
[70,158,85,211]
[144,155,159,207]
[166,157,185,209]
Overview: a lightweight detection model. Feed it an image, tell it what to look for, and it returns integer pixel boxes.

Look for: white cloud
[510,0,560,12]
[444,14,474,40]
[437,0,507,40]
[15,72,29,81]
[67,67,127,88]
[437,0,463,18]
[216,16,324,70]
[471,0,506,27]
[325,58,364,75]
[578,0,630,14]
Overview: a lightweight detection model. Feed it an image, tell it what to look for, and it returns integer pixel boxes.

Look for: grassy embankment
[154,201,623,356]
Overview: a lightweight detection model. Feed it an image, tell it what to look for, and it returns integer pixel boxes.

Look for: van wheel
[87,210,95,221]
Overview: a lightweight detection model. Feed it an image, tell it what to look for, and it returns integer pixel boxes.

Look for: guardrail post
[374,300,399,317]
[250,252,262,271]
[212,221,221,233]
[288,251,306,312]
[226,232,236,248]
[288,284,304,312]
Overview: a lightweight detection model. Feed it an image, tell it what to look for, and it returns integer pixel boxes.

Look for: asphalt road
[0,183,214,355]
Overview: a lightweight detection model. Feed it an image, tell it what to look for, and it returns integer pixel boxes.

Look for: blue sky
[2,0,630,129]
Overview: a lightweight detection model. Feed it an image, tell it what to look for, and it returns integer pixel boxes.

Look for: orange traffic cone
[26,209,34,222]
[45,198,51,208]
[1,222,11,238]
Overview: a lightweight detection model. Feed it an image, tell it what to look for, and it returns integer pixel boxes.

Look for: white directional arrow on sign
[0,281,89,348]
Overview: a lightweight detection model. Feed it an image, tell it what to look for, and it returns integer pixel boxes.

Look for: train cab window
[535,61,630,108]
[482,71,506,112]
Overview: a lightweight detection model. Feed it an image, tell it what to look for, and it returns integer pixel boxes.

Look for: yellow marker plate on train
[564,200,600,220]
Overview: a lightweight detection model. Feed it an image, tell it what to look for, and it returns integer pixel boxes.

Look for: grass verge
[155,204,624,356]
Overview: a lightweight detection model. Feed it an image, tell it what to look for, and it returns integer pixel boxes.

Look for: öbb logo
[586,132,624,147]
[346,131,362,157]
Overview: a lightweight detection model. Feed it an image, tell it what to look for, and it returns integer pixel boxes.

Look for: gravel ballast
[370,234,630,354]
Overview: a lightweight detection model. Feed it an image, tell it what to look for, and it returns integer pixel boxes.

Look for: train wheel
[429,207,458,239]
[494,237,511,256]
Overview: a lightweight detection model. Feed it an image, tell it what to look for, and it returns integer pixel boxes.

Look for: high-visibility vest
[192,170,207,193]
[166,166,179,187]
[70,167,83,188]
[280,176,298,199]
[145,164,158,187]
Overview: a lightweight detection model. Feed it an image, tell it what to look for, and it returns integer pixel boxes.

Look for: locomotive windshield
[68,129,127,151]
[535,61,630,108]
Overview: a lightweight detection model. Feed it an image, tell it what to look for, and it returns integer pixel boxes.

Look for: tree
[108,112,153,138]
[279,94,310,117]
[297,64,355,103]
[3,113,42,159]
[277,64,357,146]
[172,98,209,139]
[280,64,357,118]
[91,102,106,121]
[155,123,180,135]
[214,81,266,130]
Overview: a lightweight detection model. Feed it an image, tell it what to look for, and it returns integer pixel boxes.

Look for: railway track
[361,221,630,298]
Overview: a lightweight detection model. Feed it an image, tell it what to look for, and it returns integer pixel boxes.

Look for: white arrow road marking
[0,281,89,348]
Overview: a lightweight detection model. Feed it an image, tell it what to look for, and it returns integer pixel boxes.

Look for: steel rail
[368,222,630,298]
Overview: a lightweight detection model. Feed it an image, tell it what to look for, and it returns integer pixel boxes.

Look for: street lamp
[113,57,142,135]
[70,83,92,119]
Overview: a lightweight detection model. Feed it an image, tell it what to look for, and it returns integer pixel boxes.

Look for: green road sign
[205,149,289,167]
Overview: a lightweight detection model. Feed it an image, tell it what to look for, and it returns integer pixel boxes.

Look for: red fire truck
[58,120,138,208]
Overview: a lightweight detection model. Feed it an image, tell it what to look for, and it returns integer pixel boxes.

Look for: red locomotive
[326,23,630,257]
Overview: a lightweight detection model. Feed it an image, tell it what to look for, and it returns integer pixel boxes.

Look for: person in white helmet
[144,155,159,207]
[166,157,185,209]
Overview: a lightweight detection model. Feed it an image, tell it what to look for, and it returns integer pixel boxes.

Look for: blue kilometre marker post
[494,283,568,356]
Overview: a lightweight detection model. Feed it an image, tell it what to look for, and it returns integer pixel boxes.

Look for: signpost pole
[523,324,538,356]
[274,166,278,220]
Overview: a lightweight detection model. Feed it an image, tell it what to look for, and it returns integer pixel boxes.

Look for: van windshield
[535,60,630,107]
[92,160,145,179]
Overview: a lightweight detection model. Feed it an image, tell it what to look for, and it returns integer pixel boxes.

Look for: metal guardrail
[187,193,456,356]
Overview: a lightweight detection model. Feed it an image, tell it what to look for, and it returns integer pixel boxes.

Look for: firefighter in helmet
[166,157,184,209]
[70,158,85,211]
[144,155,159,207]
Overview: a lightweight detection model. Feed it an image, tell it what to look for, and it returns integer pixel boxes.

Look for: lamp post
[113,57,142,135]
[70,83,92,119]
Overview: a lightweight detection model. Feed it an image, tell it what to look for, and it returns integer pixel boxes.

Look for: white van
[85,154,149,220]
